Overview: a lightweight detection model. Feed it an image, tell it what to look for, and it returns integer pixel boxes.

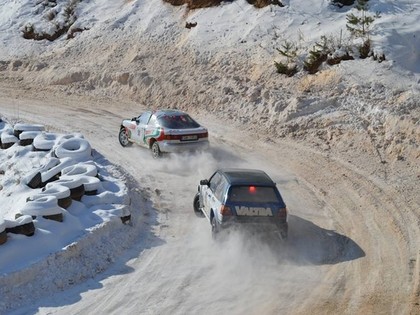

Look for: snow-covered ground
[0,0,419,314]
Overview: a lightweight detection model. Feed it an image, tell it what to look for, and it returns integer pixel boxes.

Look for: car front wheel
[118,128,131,147]
[211,215,220,240]
[193,193,204,217]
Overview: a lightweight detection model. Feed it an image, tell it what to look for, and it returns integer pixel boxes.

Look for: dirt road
[1,85,419,315]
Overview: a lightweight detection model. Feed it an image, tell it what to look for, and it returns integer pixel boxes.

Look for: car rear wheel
[118,128,131,147]
[280,230,288,241]
[193,193,204,217]
[151,141,161,159]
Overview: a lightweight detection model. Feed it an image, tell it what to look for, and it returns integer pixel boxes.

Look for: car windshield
[157,114,200,129]
[228,186,280,203]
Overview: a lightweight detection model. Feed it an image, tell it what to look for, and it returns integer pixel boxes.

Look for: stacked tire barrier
[0,120,131,248]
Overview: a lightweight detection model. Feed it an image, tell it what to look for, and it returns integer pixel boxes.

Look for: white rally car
[194,168,288,240]
[118,109,209,158]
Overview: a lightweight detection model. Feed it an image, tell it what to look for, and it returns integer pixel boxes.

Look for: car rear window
[228,186,280,203]
[158,114,200,129]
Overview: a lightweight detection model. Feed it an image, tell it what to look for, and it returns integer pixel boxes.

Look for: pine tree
[346,0,375,40]
[274,41,298,76]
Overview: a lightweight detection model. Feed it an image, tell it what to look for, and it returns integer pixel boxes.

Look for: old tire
[43,213,64,222]
[55,138,91,160]
[0,230,6,245]
[27,172,42,189]
[58,196,72,209]
[6,222,35,236]
[118,128,131,147]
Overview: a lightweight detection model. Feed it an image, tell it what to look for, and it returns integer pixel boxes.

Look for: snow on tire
[61,162,98,177]
[21,195,63,220]
[54,138,92,161]
[25,171,42,189]
[46,177,85,201]
[13,123,44,138]
[4,215,35,236]
[19,131,42,146]
[41,157,74,184]
[32,184,72,209]
[1,132,18,149]
[33,132,57,151]
[78,176,101,195]
[57,133,84,145]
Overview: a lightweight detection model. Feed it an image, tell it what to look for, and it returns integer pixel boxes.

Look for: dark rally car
[194,168,288,240]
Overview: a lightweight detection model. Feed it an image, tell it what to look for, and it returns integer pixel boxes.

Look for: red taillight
[163,133,207,140]
[220,205,232,216]
[163,134,183,140]
[249,186,256,193]
[278,207,287,218]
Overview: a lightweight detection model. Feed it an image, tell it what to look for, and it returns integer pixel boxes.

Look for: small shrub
[346,0,375,40]
[304,51,328,74]
[373,52,386,63]
[164,0,284,9]
[246,0,284,8]
[45,9,56,21]
[274,61,297,77]
[22,0,81,41]
[303,36,330,74]
[277,41,298,62]
[359,39,371,59]
[327,52,354,65]
[331,0,355,7]
[274,40,298,76]
[22,24,35,40]
[163,0,222,9]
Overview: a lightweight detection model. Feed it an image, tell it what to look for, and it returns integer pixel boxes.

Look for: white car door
[133,112,151,146]
[203,172,224,221]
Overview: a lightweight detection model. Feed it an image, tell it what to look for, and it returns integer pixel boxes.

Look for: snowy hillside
[0,1,418,168]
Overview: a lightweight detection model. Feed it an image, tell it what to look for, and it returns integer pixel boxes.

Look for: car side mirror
[200,179,209,186]
[131,117,137,121]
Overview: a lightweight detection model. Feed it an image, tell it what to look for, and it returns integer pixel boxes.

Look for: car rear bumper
[159,140,209,153]
[220,217,288,237]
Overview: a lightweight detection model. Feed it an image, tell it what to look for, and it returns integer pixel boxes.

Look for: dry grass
[246,0,284,8]
[163,0,222,9]
[163,0,283,9]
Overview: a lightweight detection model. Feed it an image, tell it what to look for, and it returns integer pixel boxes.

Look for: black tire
[151,141,161,159]
[19,139,33,146]
[57,196,72,209]
[193,193,204,217]
[70,184,85,201]
[211,215,220,240]
[280,230,288,241]
[6,222,35,236]
[43,213,64,222]
[118,127,131,147]
[27,172,42,189]
[0,230,7,245]
[1,142,14,150]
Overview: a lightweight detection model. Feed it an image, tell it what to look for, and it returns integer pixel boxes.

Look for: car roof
[153,109,186,118]
[218,169,276,186]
